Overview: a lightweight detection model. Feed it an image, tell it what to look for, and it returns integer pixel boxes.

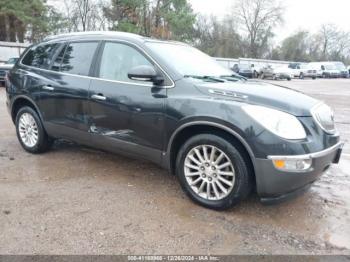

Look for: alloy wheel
[18,113,39,148]
[184,145,236,200]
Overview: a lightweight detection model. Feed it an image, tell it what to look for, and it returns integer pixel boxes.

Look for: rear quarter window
[22,43,61,69]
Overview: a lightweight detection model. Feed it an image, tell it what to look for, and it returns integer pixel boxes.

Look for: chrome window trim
[268,142,344,160]
[19,38,175,89]
[311,102,336,135]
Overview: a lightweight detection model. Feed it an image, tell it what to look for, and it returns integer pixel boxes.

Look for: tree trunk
[16,20,26,43]
[8,15,17,42]
[0,15,7,41]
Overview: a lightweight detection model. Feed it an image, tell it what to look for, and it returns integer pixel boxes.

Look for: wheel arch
[11,96,43,124]
[167,121,257,184]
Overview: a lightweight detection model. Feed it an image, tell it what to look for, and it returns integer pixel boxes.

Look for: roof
[43,31,188,46]
[44,31,145,42]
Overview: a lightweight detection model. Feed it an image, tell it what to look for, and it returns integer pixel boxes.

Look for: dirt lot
[0,79,349,255]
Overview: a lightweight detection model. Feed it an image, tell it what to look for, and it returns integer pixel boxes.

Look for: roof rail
[44,31,143,41]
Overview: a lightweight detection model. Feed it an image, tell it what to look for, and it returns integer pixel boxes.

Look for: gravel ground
[0,79,349,255]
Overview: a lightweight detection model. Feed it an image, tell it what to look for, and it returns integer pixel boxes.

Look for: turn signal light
[271,159,312,172]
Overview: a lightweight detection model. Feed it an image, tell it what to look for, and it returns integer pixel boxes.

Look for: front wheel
[176,134,253,210]
[15,106,52,154]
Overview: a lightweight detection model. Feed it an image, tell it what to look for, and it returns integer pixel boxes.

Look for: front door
[88,41,168,162]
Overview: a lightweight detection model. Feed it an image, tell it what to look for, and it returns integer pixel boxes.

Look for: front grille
[311,103,336,134]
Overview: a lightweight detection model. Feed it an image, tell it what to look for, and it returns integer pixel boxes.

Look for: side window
[60,42,98,76]
[22,43,61,69]
[51,45,67,72]
[99,42,153,83]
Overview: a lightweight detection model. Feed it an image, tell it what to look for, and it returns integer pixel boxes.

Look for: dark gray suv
[5,32,344,210]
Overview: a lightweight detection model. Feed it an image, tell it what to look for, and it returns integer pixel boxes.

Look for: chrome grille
[311,103,336,134]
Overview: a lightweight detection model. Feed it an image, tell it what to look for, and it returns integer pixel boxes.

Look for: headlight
[243,105,306,140]
[311,103,336,134]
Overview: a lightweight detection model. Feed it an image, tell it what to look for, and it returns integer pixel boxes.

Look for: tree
[280,31,310,62]
[233,0,284,58]
[0,0,48,42]
[194,15,243,58]
[103,0,148,34]
[103,0,196,41]
[318,24,338,60]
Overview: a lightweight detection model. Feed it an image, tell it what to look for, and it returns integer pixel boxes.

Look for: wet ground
[0,79,349,255]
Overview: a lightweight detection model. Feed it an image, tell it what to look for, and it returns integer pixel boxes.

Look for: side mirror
[128,65,164,85]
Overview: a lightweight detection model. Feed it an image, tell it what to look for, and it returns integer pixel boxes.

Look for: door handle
[42,85,54,91]
[91,94,107,101]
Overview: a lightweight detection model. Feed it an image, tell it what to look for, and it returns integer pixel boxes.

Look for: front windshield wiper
[184,75,226,83]
[220,74,247,82]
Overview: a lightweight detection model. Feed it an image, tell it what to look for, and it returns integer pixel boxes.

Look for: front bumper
[255,142,344,203]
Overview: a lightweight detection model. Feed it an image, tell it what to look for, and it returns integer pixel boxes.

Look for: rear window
[60,42,98,76]
[22,43,61,69]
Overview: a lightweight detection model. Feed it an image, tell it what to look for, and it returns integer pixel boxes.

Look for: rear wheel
[299,73,304,79]
[176,134,252,210]
[15,106,52,154]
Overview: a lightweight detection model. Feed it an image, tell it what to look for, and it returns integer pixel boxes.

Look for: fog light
[271,158,312,172]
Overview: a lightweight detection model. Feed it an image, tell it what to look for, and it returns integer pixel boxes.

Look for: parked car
[4,57,19,65]
[0,57,19,86]
[232,63,254,78]
[250,64,263,78]
[308,62,340,78]
[288,63,302,78]
[260,65,292,80]
[298,64,317,80]
[5,32,343,210]
[333,62,349,78]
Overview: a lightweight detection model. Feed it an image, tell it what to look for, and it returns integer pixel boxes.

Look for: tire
[287,77,291,81]
[273,74,277,80]
[299,73,304,79]
[176,134,253,210]
[15,106,52,154]
[260,73,265,79]
[312,76,316,80]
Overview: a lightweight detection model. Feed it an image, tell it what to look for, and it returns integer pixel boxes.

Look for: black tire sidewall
[15,107,48,154]
[176,134,251,210]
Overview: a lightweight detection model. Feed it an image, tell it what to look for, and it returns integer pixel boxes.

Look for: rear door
[37,41,100,142]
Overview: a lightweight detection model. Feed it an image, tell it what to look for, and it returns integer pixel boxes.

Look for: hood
[195,81,319,116]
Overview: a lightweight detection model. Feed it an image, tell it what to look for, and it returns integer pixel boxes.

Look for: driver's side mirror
[128,65,164,85]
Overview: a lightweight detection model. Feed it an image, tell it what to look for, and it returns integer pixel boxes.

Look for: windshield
[240,64,250,70]
[334,62,346,70]
[146,42,233,77]
[325,64,336,70]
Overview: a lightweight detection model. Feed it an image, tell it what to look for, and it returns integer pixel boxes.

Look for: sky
[189,0,350,43]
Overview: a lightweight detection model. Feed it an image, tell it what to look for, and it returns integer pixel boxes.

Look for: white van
[308,62,340,78]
